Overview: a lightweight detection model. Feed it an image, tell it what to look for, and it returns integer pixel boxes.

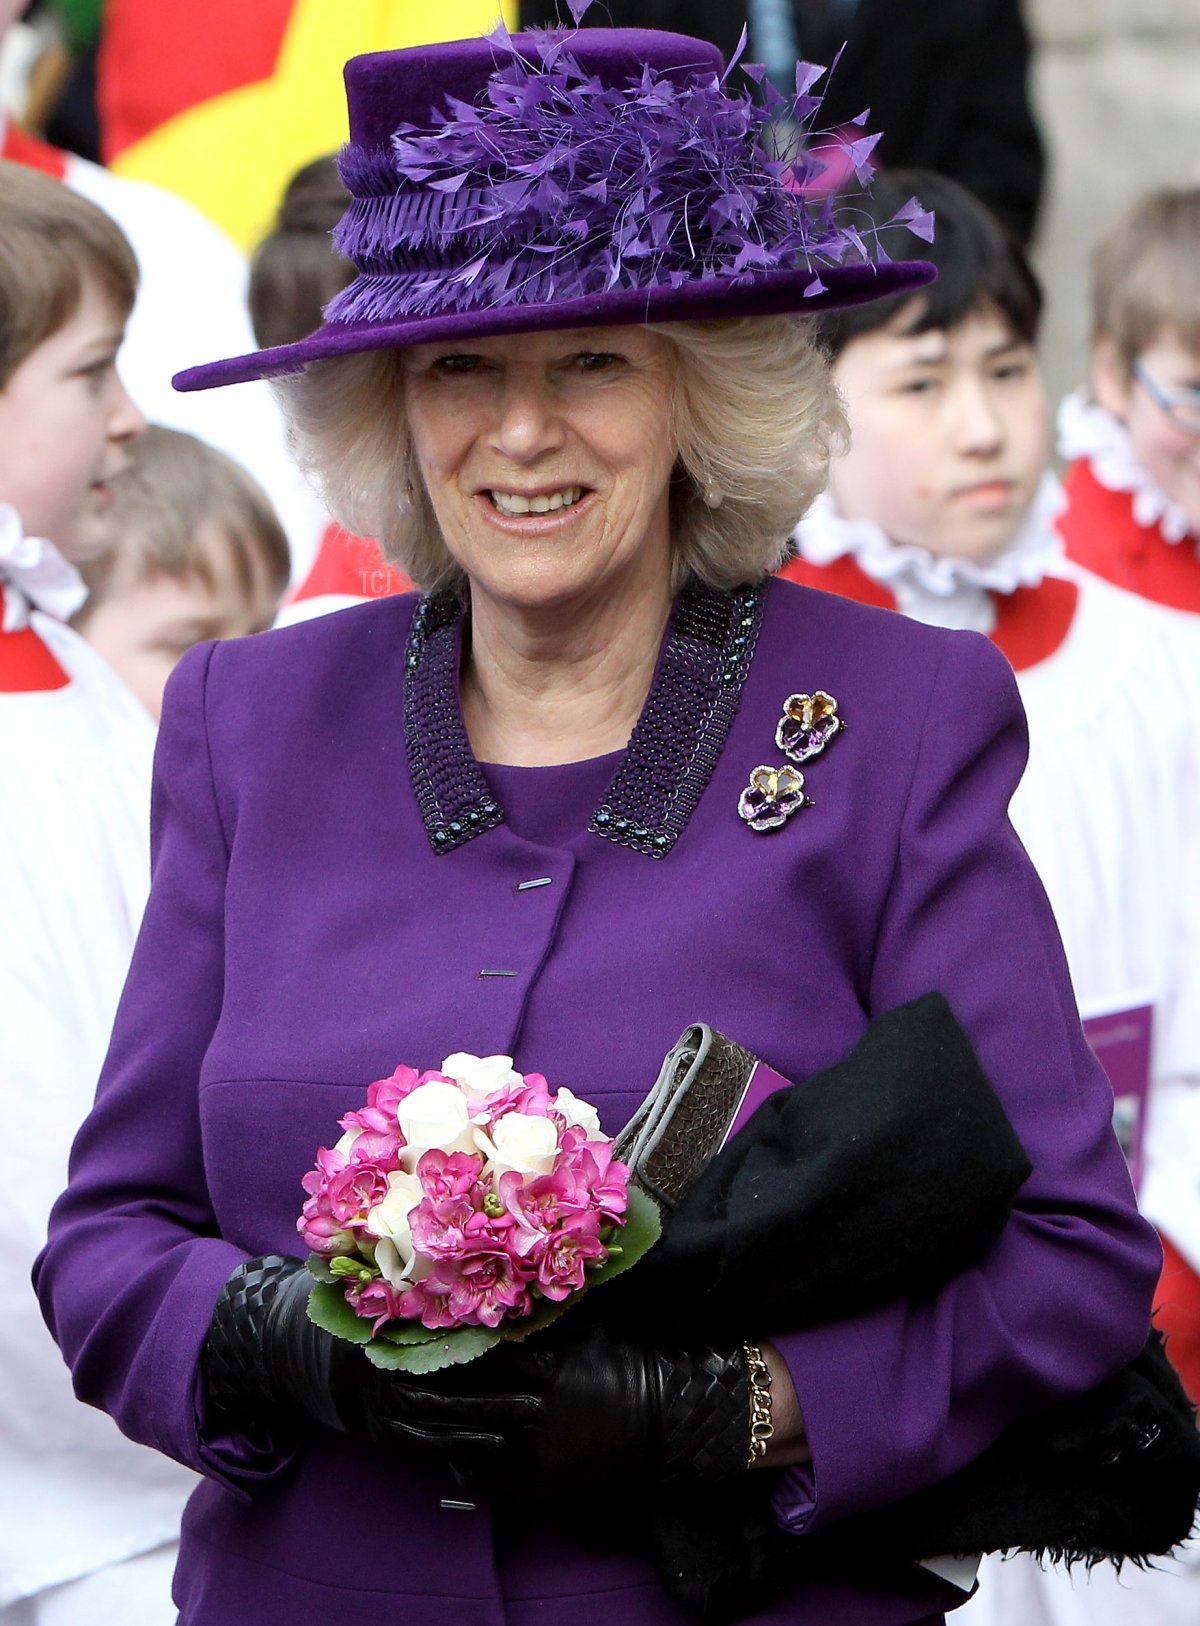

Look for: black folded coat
[597,994,1200,1623]
[606,992,1032,1342]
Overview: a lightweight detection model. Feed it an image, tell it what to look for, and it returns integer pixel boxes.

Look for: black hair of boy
[817,170,1042,361]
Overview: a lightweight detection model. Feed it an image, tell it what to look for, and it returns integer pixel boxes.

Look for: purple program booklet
[1081,997,1155,1193]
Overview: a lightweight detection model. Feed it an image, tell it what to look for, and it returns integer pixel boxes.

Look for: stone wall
[1025,0,1200,416]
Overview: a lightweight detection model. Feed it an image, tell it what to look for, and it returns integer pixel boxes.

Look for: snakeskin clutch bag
[612,1025,775,1209]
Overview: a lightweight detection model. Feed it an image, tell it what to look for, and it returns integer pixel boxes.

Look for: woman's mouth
[488,486,585,516]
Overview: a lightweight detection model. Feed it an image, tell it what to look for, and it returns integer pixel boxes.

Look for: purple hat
[173,23,935,393]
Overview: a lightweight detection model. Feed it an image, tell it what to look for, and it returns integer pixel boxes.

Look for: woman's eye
[431,353,482,374]
[898,376,938,396]
[993,361,1030,382]
[575,352,622,372]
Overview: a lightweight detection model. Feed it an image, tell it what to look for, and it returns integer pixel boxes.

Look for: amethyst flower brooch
[739,691,843,833]
[776,690,842,762]
[738,765,812,831]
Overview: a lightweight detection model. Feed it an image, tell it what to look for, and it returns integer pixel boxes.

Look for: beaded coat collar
[404,580,765,858]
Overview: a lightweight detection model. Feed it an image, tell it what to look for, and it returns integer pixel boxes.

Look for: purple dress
[35,577,1158,1625]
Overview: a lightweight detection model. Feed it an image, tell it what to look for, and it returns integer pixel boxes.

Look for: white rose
[366,1172,424,1287]
[474,1111,560,1179]
[397,1080,478,1170]
[333,1125,363,1159]
[440,1051,523,1102]
[551,1087,603,1139]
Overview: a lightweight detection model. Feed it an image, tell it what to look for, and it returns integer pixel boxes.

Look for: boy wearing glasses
[1058,187,1200,615]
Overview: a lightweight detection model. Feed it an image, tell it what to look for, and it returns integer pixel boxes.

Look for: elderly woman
[35,22,1160,1626]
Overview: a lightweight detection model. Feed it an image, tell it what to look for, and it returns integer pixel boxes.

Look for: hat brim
[173,259,935,392]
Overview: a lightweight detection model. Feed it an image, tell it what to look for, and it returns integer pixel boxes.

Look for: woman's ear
[1092,334,1132,421]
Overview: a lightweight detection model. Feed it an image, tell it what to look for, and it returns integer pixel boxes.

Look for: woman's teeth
[490,487,582,516]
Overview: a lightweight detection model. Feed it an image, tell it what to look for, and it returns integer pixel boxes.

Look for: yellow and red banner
[98,0,517,250]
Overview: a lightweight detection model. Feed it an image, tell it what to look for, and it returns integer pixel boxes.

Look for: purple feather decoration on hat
[327,13,921,327]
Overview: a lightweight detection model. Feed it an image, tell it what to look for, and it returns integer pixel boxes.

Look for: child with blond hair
[75,425,289,719]
[1058,188,1200,615]
[0,159,194,1626]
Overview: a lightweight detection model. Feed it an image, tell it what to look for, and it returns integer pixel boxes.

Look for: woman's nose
[489,374,567,462]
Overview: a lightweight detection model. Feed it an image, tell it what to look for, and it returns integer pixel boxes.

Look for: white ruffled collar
[0,504,89,631]
[1057,389,1197,545]
[792,475,1066,635]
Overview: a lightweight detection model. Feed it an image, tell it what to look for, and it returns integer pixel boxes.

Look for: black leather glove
[202,1254,553,1467]
[204,1257,751,1486]
[535,1326,751,1488]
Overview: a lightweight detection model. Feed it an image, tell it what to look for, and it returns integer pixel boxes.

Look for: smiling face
[827,297,1048,563]
[0,277,145,558]
[1093,326,1200,534]
[400,326,679,620]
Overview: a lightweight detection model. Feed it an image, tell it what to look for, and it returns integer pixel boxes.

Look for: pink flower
[407,1151,496,1261]
[346,1274,407,1335]
[566,1134,630,1225]
[498,1167,587,1258]
[318,1157,393,1230]
[369,1064,427,1112]
[334,1064,431,1162]
[511,1072,554,1116]
[416,1149,485,1202]
[411,1194,487,1261]
[298,1147,363,1254]
[297,1195,356,1257]
[435,1245,534,1328]
[334,1117,403,1165]
[536,1211,608,1300]
[397,1274,459,1331]
[494,1161,612,1296]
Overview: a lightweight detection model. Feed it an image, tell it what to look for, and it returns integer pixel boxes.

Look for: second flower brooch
[739,691,843,834]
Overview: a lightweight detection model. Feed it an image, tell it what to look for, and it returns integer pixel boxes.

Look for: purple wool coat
[36,577,1158,1626]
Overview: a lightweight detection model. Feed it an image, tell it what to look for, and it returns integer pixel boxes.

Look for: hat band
[328,152,869,328]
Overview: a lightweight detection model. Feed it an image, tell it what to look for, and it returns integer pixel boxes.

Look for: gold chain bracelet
[743,1341,774,1468]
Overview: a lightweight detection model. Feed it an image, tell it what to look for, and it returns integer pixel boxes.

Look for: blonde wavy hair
[275,315,844,593]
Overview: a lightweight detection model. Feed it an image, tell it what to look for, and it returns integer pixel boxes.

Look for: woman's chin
[457,538,669,623]
[468,563,611,618]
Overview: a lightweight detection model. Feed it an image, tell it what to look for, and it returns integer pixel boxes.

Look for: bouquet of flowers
[297,1052,660,1372]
